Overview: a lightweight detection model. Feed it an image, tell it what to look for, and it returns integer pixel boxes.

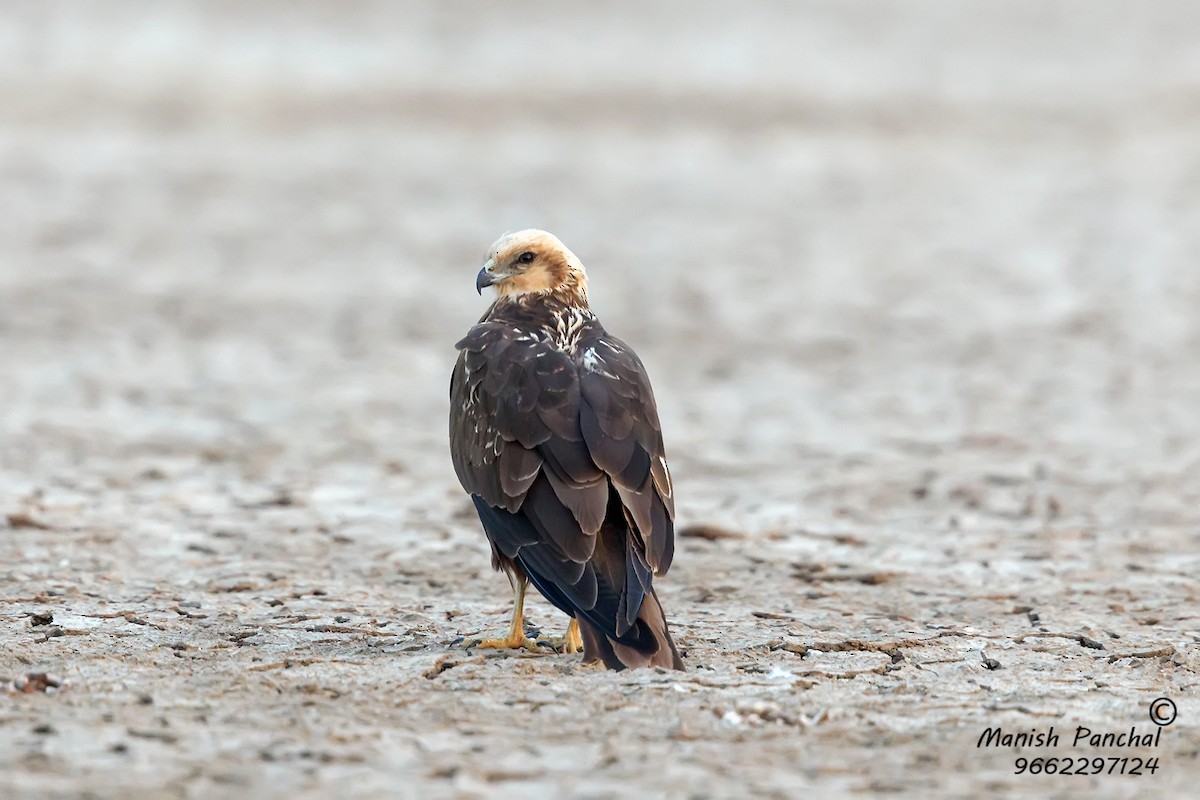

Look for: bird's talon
[464,632,551,653]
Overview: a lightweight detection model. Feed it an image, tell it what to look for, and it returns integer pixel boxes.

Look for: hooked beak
[476,260,498,295]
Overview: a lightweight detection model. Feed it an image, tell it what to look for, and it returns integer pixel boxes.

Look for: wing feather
[577,335,674,573]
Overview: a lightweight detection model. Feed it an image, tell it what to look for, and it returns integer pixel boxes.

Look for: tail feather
[483,485,683,671]
[578,588,683,671]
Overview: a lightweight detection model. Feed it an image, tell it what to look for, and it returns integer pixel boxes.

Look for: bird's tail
[577,587,683,671]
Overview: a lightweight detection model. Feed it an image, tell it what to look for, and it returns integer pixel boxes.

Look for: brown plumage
[449,230,683,670]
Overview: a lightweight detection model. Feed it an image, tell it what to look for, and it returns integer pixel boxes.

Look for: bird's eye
[517,251,536,264]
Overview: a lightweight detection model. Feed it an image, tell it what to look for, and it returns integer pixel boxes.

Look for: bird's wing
[573,333,675,573]
[450,322,675,638]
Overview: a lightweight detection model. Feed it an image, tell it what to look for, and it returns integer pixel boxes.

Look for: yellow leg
[465,579,546,653]
[562,618,583,654]
[525,616,583,654]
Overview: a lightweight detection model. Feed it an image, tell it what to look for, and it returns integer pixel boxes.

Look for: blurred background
[4,1,1200,504]
[3,3,1200,796]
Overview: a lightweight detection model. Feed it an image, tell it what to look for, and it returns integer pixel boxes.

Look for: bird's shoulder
[455,297,609,360]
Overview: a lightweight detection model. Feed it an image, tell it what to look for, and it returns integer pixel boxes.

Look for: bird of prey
[449,230,683,670]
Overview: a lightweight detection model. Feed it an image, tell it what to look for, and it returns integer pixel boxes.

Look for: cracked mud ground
[1,3,1198,798]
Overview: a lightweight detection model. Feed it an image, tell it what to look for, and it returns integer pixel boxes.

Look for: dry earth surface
[2,2,1199,798]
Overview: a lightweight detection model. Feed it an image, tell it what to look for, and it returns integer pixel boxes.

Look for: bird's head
[476,229,588,304]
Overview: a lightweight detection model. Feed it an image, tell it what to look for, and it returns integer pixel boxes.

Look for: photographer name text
[977,725,1161,750]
